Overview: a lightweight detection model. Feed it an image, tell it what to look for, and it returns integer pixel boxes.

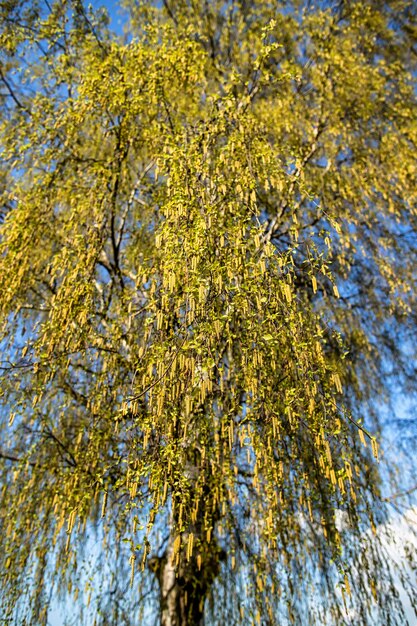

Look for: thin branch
[42,428,77,468]
[0,450,39,467]
[162,0,178,25]
[384,484,417,502]
[0,69,28,111]
[127,336,188,403]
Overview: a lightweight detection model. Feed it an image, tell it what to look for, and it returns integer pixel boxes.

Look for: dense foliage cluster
[0,1,416,624]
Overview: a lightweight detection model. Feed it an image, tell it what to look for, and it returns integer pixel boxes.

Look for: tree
[0,0,417,624]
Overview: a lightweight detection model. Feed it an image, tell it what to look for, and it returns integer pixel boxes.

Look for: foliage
[0,1,416,624]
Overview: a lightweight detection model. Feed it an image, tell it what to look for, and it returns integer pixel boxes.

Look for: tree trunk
[151,535,224,626]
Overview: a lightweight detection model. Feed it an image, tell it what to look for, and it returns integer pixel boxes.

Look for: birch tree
[1,1,416,624]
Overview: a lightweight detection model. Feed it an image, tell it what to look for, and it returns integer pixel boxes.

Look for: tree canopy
[0,1,416,624]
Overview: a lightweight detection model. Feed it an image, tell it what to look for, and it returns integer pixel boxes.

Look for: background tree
[0,1,417,624]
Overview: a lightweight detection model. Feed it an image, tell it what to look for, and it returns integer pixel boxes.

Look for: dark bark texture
[151,537,224,626]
